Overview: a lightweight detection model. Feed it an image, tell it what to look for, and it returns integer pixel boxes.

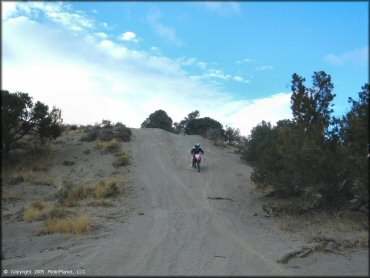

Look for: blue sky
[2,1,368,136]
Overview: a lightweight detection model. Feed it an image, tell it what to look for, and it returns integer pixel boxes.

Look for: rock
[297,249,312,258]
[324,241,337,253]
[253,212,258,216]
[310,193,324,210]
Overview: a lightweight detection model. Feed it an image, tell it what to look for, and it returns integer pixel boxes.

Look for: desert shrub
[186,117,224,137]
[24,202,66,221]
[224,126,242,145]
[113,123,132,142]
[80,127,99,142]
[242,72,368,211]
[95,138,121,153]
[95,181,119,199]
[113,154,130,167]
[13,169,55,186]
[44,216,93,234]
[98,127,114,141]
[1,90,63,158]
[80,121,131,142]
[55,180,85,206]
[101,119,112,128]
[95,180,119,199]
[56,178,121,206]
[141,109,176,133]
[174,110,199,135]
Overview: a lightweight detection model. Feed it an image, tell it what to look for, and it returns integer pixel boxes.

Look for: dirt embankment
[1,128,368,276]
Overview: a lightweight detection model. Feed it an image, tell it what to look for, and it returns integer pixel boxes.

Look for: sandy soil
[1,128,368,276]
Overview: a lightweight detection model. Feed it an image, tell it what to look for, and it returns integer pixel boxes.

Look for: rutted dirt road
[2,128,368,276]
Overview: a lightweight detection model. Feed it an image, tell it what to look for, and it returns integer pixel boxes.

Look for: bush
[224,126,242,145]
[44,216,93,234]
[113,123,132,142]
[55,180,86,207]
[141,110,176,133]
[242,73,368,211]
[24,202,66,221]
[98,127,114,141]
[113,154,130,167]
[186,117,224,137]
[95,180,119,199]
[95,139,121,153]
[80,127,99,142]
[1,90,63,158]
[80,121,131,142]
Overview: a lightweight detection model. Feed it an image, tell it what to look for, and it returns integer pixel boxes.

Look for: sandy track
[76,128,294,275]
[2,128,368,276]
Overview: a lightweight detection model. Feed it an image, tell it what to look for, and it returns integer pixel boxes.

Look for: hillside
[1,128,368,276]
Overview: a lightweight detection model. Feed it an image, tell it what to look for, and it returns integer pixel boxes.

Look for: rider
[191,143,205,167]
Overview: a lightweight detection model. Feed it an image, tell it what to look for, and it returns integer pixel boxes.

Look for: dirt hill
[1,128,368,275]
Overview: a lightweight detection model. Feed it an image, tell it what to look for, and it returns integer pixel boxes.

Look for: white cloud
[2,1,18,20]
[120,31,138,42]
[2,2,94,32]
[224,93,292,136]
[199,2,241,16]
[3,3,291,137]
[203,69,231,80]
[177,57,197,66]
[236,58,252,64]
[255,65,273,71]
[147,9,182,46]
[324,47,368,67]
[233,75,250,84]
[94,32,108,39]
[197,61,207,70]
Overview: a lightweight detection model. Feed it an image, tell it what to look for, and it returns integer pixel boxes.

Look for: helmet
[195,143,200,148]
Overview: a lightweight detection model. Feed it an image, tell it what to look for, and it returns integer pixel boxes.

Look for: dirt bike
[192,153,202,172]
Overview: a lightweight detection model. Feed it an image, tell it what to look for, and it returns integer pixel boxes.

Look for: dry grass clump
[44,216,93,234]
[95,138,121,153]
[113,153,130,167]
[8,168,55,186]
[24,201,66,222]
[95,180,119,199]
[358,231,369,248]
[56,178,121,206]
[56,180,92,207]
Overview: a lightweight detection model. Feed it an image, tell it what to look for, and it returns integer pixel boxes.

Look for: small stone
[325,241,337,252]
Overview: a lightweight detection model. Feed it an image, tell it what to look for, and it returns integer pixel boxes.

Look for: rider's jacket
[191,147,205,155]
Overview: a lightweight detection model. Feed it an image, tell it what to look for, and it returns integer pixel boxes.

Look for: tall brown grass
[24,201,66,222]
[113,153,130,167]
[44,216,93,234]
[95,138,121,153]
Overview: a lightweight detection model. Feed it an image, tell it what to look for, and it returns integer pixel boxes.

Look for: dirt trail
[2,128,368,276]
